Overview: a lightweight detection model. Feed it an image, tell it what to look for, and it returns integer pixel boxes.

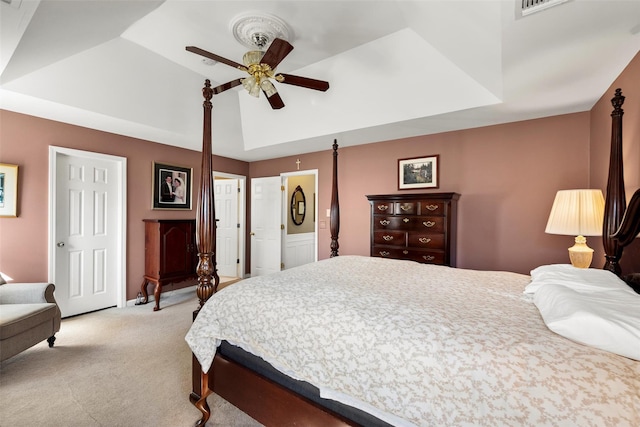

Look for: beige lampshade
[545,189,605,268]
[545,189,605,236]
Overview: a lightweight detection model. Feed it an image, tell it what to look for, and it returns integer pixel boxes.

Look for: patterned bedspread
[185,256,640,427]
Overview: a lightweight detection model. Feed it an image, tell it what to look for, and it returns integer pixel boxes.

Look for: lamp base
[568,235,593,269]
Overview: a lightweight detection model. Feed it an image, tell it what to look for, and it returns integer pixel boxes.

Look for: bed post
[190,79,217,426]
[330,140,340,257]
[194,79,220,314]
[602,88,626,275]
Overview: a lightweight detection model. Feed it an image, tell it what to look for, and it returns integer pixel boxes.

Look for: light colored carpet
[0,289,263,427]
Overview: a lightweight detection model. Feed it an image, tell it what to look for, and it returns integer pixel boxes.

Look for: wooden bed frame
[188,84,637,426]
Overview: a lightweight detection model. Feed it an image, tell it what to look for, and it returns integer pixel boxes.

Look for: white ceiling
[1,0,639,161]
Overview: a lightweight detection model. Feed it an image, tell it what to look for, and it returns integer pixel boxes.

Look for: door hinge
[237,223,240,228]
[237,259,240,264]
[281,185,285,191]
[281,224,285,230]
[280,262,285,270]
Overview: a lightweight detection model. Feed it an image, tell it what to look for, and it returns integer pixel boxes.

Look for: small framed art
[398,155,439,190]
[152,162,193,210]
[0,163,18,217]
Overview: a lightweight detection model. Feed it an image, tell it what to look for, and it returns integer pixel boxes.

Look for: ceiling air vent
[521,0,570,16]
[1,0,22,8]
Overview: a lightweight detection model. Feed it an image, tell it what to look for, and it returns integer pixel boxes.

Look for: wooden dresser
[140,219,197,311]
[366,193,459,266]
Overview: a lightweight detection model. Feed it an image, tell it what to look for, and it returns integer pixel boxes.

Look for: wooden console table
[140,219,197,311]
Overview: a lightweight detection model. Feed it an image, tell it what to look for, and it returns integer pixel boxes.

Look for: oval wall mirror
[290,185,306,226]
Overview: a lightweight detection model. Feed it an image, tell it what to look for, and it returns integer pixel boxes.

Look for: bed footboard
[190,352,356,427]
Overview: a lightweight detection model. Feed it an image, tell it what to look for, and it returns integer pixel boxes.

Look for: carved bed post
[330,140,340,257]
[603,88,626,275]
[195,79,220,315]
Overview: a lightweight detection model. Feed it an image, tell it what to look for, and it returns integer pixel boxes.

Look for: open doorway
[282,170,318,270]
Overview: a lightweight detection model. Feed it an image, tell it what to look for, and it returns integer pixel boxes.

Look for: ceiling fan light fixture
[243,50,264,67]
[241,77,261,97]
[260,80,277,97]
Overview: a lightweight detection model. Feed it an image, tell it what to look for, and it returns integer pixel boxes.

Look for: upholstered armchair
[0,278,61,362]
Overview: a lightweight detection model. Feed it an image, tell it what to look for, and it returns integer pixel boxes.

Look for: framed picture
[152,162,193,210]
[398,155,439,190]
[0,163,18,217]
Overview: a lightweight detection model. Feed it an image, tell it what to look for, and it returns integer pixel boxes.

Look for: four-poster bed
[187,85,639,426]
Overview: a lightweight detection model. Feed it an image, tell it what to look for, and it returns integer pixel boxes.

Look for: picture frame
[152,162,193,210]
[0,163,18,217]
[398,155,439,190]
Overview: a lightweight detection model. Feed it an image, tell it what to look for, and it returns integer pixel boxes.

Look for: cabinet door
[160,222,194,277]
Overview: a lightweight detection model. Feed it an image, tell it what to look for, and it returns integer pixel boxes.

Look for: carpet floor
[0,290,262,427]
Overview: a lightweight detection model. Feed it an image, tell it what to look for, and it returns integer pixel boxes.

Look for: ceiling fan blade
[277,73,330,92]
[265,91,285,110]
[186,46,247,71]
[213,79,243,95]
[260,38,294,69]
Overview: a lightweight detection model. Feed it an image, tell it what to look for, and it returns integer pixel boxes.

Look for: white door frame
[281,169,318,264]
[213,171,246,279]
[48,146,127,308]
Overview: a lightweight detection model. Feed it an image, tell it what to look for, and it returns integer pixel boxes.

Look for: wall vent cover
[521,0,570,16]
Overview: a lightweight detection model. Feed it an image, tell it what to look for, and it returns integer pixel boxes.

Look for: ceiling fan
[186,38,329,110]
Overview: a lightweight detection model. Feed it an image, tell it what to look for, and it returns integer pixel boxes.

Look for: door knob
[57,242,65,247]
[250,232,255,236]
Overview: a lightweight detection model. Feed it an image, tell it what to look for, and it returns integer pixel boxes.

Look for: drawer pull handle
[379,251,390,257]
[382,235,394,241]
[422,221,436,227]
[425,205,439,211]
[422,255,435,261]
[403,218,410,223]
[379,220,390,226]
[403,250,409,254]
[419,238,432,244]
[377,205,389,211]
[400,204,412,211]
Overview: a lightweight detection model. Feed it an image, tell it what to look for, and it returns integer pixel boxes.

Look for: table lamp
[545,189,605,268]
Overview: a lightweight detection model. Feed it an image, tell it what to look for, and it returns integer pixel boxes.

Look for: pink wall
[1,52,638,300]
[0,112,248,299]
[253,114,591,274]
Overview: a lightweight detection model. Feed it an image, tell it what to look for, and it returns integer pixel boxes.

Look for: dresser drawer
[405,250,444,264]
[373,216,408,229]
[373,230,406,246]
[395,202,417,215]
[407,233,445,249]
[371,201,394,214]
[373,215,445,232]
[418,201,446,216]
[403,216,445,233]
[371,246,445,265]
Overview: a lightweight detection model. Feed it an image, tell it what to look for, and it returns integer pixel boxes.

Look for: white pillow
[534,284,640,360]
[525,264,633,294]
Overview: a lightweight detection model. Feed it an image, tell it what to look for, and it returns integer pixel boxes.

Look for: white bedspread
[185,256,640,427]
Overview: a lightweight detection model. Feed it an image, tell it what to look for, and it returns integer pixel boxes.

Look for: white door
[215,178,239,277]
[250,177,282,277]
[50,148,125,317]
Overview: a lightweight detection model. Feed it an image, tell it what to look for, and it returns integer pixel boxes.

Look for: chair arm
[0,283,57,304]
